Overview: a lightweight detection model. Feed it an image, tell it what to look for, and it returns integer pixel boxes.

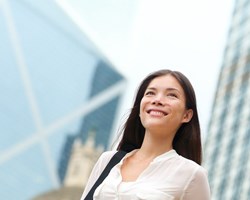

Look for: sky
[59,0,235,140]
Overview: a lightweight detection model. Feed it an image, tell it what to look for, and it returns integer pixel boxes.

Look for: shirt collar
[120,149,178,164]
[152,149,178,163]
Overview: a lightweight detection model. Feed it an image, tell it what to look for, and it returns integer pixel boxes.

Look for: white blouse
[80,149,210,200]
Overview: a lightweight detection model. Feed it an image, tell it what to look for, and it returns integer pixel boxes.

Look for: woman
[81,69,210,200]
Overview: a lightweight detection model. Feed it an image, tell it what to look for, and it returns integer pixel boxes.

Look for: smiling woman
[80,69,211,200]
[139,74,193,145]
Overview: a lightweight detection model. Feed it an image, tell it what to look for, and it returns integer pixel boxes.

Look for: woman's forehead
[147,75,182,89]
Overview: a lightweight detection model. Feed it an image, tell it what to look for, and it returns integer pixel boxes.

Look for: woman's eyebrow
[145,87,181,93]
[166,87,180,93]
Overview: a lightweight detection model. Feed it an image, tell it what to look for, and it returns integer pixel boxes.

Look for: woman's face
[139,74,193,136]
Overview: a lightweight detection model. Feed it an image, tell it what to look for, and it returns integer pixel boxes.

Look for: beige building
[64,131,104,188]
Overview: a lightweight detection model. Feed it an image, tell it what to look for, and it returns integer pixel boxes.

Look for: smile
[147,109,168,116]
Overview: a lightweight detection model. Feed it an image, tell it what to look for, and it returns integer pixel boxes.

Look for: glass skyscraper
[204,0,250,199]
[0,0,126,199]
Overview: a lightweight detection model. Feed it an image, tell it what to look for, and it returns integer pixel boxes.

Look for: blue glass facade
[0,0,126,199]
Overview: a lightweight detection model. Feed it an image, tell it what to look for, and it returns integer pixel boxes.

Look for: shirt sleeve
[80,151,117,200]
[182,166,211,200]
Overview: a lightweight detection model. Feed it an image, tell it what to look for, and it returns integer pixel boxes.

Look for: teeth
[150,111,165,116]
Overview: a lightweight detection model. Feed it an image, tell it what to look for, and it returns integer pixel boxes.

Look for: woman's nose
[152,95,164,105]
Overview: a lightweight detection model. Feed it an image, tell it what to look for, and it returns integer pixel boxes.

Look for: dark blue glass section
[79,96,120,149]
[78,61,124,149]
[56,60,124,182]
[89,60,123,97]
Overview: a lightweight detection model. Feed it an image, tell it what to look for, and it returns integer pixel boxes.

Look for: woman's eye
[145,91,154,96]
[168,93,177,98]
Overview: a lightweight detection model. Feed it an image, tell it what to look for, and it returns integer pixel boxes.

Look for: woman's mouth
[147,109,168,116]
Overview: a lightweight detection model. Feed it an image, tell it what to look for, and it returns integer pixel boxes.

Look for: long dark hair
[117,69,202,165]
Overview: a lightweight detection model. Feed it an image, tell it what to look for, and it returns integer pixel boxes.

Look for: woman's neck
[137,130,174,159]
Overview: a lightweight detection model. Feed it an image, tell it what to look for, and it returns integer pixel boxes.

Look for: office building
[204,0,250,199]
[0,0,126,199]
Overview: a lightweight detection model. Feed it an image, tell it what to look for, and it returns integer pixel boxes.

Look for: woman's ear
[182,109,193,123]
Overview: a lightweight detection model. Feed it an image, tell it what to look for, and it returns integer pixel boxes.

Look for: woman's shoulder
[177,155,207,175]
[177,156,210,198]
